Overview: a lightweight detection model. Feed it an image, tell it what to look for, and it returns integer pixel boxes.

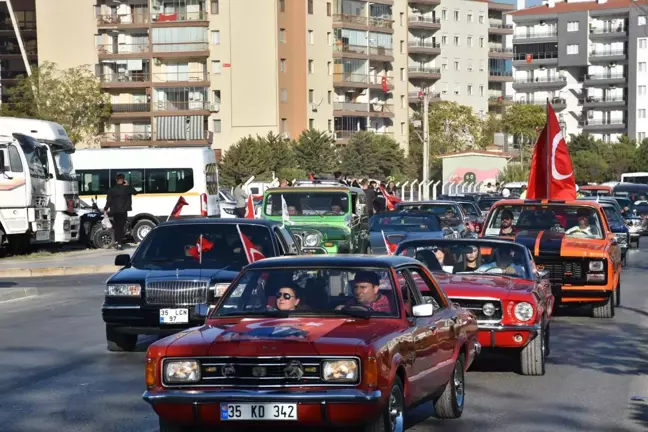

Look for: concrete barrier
[0,265,116,279]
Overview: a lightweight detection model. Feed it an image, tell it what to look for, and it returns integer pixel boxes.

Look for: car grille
[537,259,584,284]
[449,298,503,322]
[145,280,209,306]
[164,357,359,387]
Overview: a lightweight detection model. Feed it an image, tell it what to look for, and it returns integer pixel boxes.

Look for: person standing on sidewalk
[104,173,137,250]
[233,178,248,217]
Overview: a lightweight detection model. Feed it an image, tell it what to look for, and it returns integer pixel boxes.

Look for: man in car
[566,209,599,237]
[338,271,391,313]
[476,247,524,276]
[499,210,519,236]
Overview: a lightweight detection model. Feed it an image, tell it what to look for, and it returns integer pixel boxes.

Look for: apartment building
[407,0,515,119]
[33,0,408,153]
[510,0,648,143]
[0,0,37,103]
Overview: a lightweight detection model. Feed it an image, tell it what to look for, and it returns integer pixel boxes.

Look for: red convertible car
[143,255,480,431]
[396,239,553,376]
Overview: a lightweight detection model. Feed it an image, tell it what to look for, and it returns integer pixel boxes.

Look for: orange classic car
[142,255,480,432]
[396,238,553,376]
[481,200,622,318]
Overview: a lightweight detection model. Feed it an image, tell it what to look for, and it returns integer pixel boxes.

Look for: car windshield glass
[460,203,479,216]
[13,133,48,179]
[399,241,529,278]
[478,199,499,211]
[52,150,75,180]
[370,213,441,232]
[265,191,349,216]
[221,189,235,201]
[212,268,399,318]
[615,197,631,210]
[131,224,274,270]
[398,204,461,220]
[603,206,623,225]
[485,205,605,239]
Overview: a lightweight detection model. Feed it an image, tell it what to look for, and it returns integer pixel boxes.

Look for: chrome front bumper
[143,389,382,405]
[479,323,541,332]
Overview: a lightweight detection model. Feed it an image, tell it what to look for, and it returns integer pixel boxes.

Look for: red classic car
[143,255,480,431]
[396,239,553,376]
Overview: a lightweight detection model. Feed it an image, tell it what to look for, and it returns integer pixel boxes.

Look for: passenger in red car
[275,285,301,311]
[340,271,391,313]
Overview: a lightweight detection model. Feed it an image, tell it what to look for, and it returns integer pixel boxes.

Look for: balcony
[96,12,150,28]
[98,72,151,88]
[488,71,514,82]
[512,75,567,90]
[0,21,36,32]
[408,15,441,30]
[583,73,627,87]
[332,44,393,60]
[153,100,212,114]
[110,103,152,118]
[582,119,626,132]
[408,91,441,104]
[152,71,209,87]
[334,130,393,143]
[408,66,441,80]
[488,2,515,11]
[333,73,394,90]
[333,102,394,118]
[515,98,567,111]
[100,130,210,147]
[408,41,441,55]
[513,51,558,67]
[151,10,209,25]
[332,14,393,33]
[583,96,626,109]
[97,43,150,59]
[488,95,514,106]
[488,47,513,59]
[589,49,626,62]
[589,27,627,40]
[151,42,210,57]
[513,30,558,44]
[489,23,514,35]
[0,47,37,59]
[408,0,441,5]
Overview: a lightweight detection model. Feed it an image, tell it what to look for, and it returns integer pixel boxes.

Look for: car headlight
[211,283,230,297]
[304,233,320,247]
[322,359,358,382]
[105,284,141,296]
[589,261,605,272]
[164,360,201,383]
[482,302,496,317]
[514,302,534,322]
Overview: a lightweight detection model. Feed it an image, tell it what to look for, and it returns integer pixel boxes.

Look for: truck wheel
[592,295,615,318]
[434,357,465,419]
[132,219,156,243]
[90,224,115,249]
[6,233,30,255]
[543,322,551,358]
[364,376,404,432]
[520,328,545,376]
[106,325,138,352]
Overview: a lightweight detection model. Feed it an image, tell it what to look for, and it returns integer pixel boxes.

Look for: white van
[72,147,233,242]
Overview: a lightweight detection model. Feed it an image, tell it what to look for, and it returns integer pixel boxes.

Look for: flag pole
[199,234,203,265]
[545,98,550,199]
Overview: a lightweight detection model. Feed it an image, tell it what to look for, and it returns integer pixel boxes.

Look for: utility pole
[422,90,430,200]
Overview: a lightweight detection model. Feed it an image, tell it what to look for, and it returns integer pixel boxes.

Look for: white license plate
[220,403,297,421]
[159,308,188,324]
[36,231,50,241]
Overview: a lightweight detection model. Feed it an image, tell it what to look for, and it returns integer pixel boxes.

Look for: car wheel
[90,224,115,249]
[520,327,545,376]
[132,219,156,243]
[106,325,138,352]
[364,376,404,432]
[592,295,615,319]
[159,418,194,432]
[614,281,621,307]
[544,322,551,358]
[434,357,465,419]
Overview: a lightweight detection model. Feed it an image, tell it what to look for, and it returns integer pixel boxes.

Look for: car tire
[364,376,405,432]
[159,418,194,432]
[90,224,115,249]
[592,295,615,319]
[132,219,156,243]
[614,281,621,307]
[434,357,465,419]
[520,327,545,376]
[106,325,138,352]
[544,322,551,358]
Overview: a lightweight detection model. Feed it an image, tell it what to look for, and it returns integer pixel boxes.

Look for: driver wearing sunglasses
[275,284,301,311]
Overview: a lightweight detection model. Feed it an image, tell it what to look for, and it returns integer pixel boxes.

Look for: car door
[405,266,458,394]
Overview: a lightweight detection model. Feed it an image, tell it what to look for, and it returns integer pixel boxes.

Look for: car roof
[491,199,603,209]
[244,254,419,270]
[157,218,282,228]
[398,201,460,206]
[265,186,364,193]
[397,238,526,249]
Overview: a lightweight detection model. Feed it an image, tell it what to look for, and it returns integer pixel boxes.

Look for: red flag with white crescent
[170,196,188,218]
[381,230,398,255]
[237,225,266,263]
[378,185,399,211]
[244,195,255,218]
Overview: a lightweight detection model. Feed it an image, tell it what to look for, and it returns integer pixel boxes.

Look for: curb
[0,288,39,303]
[0,265,117,279]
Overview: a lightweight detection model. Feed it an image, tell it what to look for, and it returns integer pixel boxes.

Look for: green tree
[634,138,648,172]
[338,132,408,179]
[572,150,608,183]
[293,129,336,175]
[372,133,412,180]
[219,136,274,186]
[567,133,600,153]
[602,136,637,180]
[426,101,484,155]
[277,167,307,182]
[0,62,111,145]
[501,104,545,163]
[480,111,503,148]
[407,123,441,180]
[261,132,295,175]
[497,162,529,183]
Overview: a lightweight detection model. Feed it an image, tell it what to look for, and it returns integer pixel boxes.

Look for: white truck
[0,117,80,246]
[0,132,52,253]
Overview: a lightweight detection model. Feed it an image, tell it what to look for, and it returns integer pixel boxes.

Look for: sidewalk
[0,245,136,278]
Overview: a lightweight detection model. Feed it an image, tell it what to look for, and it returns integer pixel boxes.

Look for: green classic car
[261,185,370,254]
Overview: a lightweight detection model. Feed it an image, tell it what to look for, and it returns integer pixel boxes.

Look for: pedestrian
[104,173,137,250]
[233,178,248,217]
[280,178,289,187]
[364,180,377,217]
[334,171,348,186]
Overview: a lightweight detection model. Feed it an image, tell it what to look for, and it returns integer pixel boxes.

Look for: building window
[327,2,331,16]
[401,122,405,135]
[441,60,448,70]
[308,0,313,14]
[308,89,314,103]
[308,30,314,44]
[400,68,405,81]
[479,37,484,48]
[309,119,314,129]
[640,85,647,96]
[454,61,460,70]
[327,61,332,75]
[308,59,314,73]
[400,95,405,108]
[454,36,460,46]
[639,132,646,140]
[327,32,332,45]
[213,119,221,133]
[211,0,219,14]
[212,60,222,73]
[567,44,578,55]
[479,14,484,24]
[639,16,646,26]
[211,31,220,44]
[467,13,473,22]
[281,118,287,133]
[640,62,647,72]
[442,35,448,45]
[400,40,404,53]
[640,39,648,49]
[479,60,485,71]
[479,85,484,96]
[280,58,286,72]
[639,109,646,119]
[328,119,332,132]
[467,36,472,47]
[567,21,579,32]
[213,90,221,104]
[454,10,459,21]
[327,91,332,103]
[281,88,288,102]
[280,28,286,43]
[467,85,473,95]
[442,9,447,20]
[279,0,285,12]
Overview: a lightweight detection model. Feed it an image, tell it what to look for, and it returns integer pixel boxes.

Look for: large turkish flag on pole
[526,101,577,200]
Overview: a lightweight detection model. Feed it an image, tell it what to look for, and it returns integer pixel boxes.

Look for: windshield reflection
[14,134,48,179]
[52,151,76,180]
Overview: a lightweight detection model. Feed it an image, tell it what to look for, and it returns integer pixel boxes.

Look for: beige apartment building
[31,0,409,154]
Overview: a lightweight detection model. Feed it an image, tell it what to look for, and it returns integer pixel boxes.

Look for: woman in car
[275,284,302,311]
[453,245,482,273]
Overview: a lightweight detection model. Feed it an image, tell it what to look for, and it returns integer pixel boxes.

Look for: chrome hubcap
[388,386,404,432]
[454,364,464,407]
[139,225,151,238]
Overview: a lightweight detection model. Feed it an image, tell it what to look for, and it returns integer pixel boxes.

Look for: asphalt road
[1,249,648,432]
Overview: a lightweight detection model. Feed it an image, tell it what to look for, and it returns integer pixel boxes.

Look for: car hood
[108,266,240,284]
[287,224,350,240]
[435,272,533,299]
[495,230,609,258]
[159,317,401,357]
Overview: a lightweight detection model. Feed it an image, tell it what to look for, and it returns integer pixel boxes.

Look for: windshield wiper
[329,309,371,319]
[302,202,325,218]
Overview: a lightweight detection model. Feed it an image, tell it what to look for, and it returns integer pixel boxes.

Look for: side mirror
[412,303,434,317]
[610,236,618,246]
[115,254,130,266]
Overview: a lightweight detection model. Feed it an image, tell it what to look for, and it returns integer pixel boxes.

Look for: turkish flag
[188,235,214,262]
[170,196,188,218]
[378,185,400,211]
[381,230,398,255]
[237,225,266,263]
[308,172,315,180]
[526,102,577,200]
[244,195,255,219]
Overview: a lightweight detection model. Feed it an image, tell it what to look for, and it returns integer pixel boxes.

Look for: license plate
[220,403,297,421]
[36,231,49,241]
[159,308,188,324]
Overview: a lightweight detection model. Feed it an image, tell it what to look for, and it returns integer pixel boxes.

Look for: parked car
[142,255,480,431]
[396,238,553,376]
[482,200,622,318]
[367,211,455,254]
[625,214,645,246]
[102,219,316,352]
[396,201,468,237]
[476,196,504,217]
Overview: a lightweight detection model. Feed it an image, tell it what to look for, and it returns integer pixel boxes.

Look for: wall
[306,0,334,134]
[442,154,508,184]
[392,0,410,152]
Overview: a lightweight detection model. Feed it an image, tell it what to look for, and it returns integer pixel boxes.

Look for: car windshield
[13,133,48,179]
[485,205,605,239]
[477,199,499,211]
[370,213,441,232]
[602,206,623,225]
[398,203,461,220]
[399,240,529,278]
[265,191,350,216]
[52,150,75,180]
[615,197,632,210]
[212,268,399,318]
[131,223,275,270]
[459,203,479,216]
